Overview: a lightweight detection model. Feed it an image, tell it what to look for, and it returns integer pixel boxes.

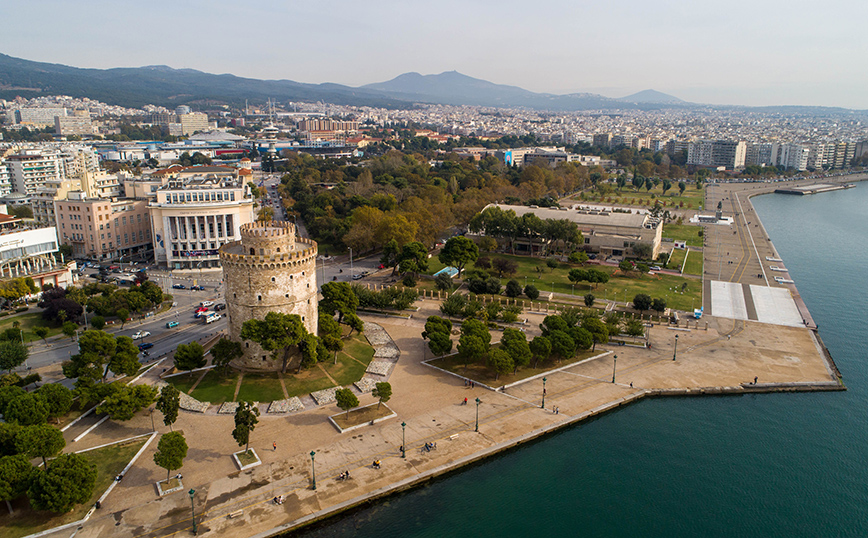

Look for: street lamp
[401,421,406,458]
[348,247,353,280]
[541,377,547,409]
[188,488,197,535]
[612,354,617,383]
[475,398,481,432]
[673,334,679,361]
[310,450,316,490]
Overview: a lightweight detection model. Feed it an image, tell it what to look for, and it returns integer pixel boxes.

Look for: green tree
[546,258,558,272]
[549,330,576,360]
[320,281,359,324]
[27,453,97,513]
[651,298,667,314]
[524,284,540,300]
[116,308,129,329]
[174,342,206,371]
[16,424,65,468]
[89,315,105,330]
[487,349,514,381]
[156,385,181,431]
[632,294,653,316]
[438,236,479,278]
[662,179,672,194]
[529,335,552,368]
[37,384,73,423]
[678,181,687,195]
[232,401,260,452]
[153,431,188,480]
[569,251,589,265]
[504,279,522,298]
[568,268,589,287]
[33,326,49,344]
[0,386,25,417]
[322,334,344,364]
[397,241,429,277]
[584,293,595,308]
[4,393,48,426]
[633,243,653,260]
[501,328,531,374]
[240,312,307,373]
[380,238,401,275]
[625,318,645,337]
[256,206,274,222]
[372,382,392,410]
[428,332,453,357]
[0,454,34,514]
[335,388,359,419]
[96,385,157,421]
[435,272,453,291]
[61,321,77,340]
[618,260,633,273]
[0,341,28,373]
[580,317,608,350]
[210,337,243,375]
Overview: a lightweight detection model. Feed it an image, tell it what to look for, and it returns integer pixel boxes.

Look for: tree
[587,269,609,288]
[491,258,518,278]
[662,179,672,194]
[618,260,634,273]
[487,349,514,381]
[153,431,188,480]
[678,181,687,195]
[335,388,359,419]
[89,315,106,330]
[568,251,589,265]
[16,424,65,468]
[320,281,359,324]
[322,334,344,364]
[0,386,25,418]
[504,279,522,298]
[625,319,645,337]
[397,241,429,277]
[33,326,49,344]
[97,385,157,421]
[0,454,34,514]
[210,337,242,375]
[372,382,392,410]
[27,453,97,513]
[241,312,307,373]
[232,401,260,452]
[584,293,595,308]
[435,272,453,291]
[428,332,453,357]
[4,393,48,426]
[581,318,609,351]
[529,335,552,368]
[256,206,274,222]
[116,308,129,329]
[546,258,558,272]
[37,384,73,423]
[651,298,667,315]
[438,236,479,278]
[633,243,653,260]
[61,321,77,340]
[501,328,531,374]
[0,341,28,373]
[524,284,539,300]
[568,268,589,287]
[174,342,206,371]
[549,330,576,360]
[632,294,653,316]
[156,385,181,431]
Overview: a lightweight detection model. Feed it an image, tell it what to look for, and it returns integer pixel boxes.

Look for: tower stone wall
[219,221,318,371]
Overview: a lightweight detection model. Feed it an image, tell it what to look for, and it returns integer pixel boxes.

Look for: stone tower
[219,221,318,371]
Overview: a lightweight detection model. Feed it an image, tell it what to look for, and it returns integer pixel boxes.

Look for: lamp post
[348,247,353,281]
[541,377,547,409]
[612,354,617,383]
[475,398,481,432]
[401,421,406,458]
[673,334,678,361]
[188,488,197,535]
[310,451,316,490]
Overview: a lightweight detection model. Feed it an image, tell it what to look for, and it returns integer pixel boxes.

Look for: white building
[0,226,76,289]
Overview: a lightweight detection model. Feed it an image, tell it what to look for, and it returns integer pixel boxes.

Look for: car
[650,266,662,271]
[138,342,154,351]
[195,306,208,313]
[172,284,186,289]
[205,314,221,324]
[132,331,151,340]
[166,321,179,329]
[214,303,226,311]
[190,285,205,291]
[201,301,214,307]
[352,273,363,280]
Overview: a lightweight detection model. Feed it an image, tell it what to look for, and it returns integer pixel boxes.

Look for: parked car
[214,303,226,311]
[352,274,363,280]
[166,321,179,329]
[132,331,151,340]
[138,342,154,351]
[172,284,186,289]
[190,285,205,291]
[205,314,221,324]
[194,306,208,313]
[201,301,214,307]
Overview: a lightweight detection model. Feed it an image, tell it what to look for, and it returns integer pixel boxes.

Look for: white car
[201,301,214,307]
[132,331,151,340]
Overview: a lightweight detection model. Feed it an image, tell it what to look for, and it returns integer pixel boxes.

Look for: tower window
[271,277,275,282]
[258,295,262,301]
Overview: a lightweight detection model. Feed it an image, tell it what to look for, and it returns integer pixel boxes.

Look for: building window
[271,277,275,282]
[257,295,262,301]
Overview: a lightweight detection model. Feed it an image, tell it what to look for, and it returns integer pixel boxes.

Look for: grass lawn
[281,370,336,399]
[429,349,600,387]
[164,371,203,395]
[235,449,259,467]
[667,248,687,271]
[0,312,62,344]
[0,438,147,538]
[683,249,703,276]
[187,370,238,404]
[236,374,285,403]
[331,403,393,430]
[662,223,704,247]
[53,399,94,430]
[573,184,705,210]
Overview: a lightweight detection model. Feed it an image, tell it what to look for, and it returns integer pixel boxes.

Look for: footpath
[47,294,841,538]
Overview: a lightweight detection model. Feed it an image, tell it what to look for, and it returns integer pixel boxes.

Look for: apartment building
[4,150,64,195]
[179,113,209,136]
[55,114,94,136]
[687,140,746,170]
[54,194,151,261]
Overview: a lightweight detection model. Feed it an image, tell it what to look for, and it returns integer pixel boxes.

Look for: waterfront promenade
[40,175,857,538]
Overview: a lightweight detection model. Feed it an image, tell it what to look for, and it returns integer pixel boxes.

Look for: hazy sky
[2,0,867,108]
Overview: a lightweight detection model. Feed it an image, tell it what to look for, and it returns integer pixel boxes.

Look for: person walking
[273,441,277,451]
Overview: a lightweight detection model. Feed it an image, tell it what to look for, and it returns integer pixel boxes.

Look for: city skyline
[1,0,867,110]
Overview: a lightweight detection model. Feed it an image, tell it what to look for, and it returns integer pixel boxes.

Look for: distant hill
[619,89,685,104]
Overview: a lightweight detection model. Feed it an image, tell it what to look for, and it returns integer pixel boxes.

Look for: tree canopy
[153,431,188,480]
[27,453,97,513]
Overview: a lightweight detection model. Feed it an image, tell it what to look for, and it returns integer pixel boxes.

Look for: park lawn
[683,249,703,276]
[281,369,336,399]
[0,312,62,343]
[164,371,202,395]
[574,184,705,209]
[662,223,704,247]
[331,403,393,430]
[53,399,94,430]
[235,449,259,467]
[667,248,687,271]
[0,438,147,538]
[236,374,285,403]
[187,370,238,404]
[429,349,600,387]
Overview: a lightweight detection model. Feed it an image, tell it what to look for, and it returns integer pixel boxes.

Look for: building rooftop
[487,204,651,229]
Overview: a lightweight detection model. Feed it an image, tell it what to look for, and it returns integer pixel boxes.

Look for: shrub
[402,274,417,287]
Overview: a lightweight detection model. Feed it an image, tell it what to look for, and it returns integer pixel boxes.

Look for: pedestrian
[630,382,633,388]
[754,376,758,384]
[273,441,277,451]
[463,397,468,405]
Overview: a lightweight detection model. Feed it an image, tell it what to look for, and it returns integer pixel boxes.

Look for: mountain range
[0,53,857,114]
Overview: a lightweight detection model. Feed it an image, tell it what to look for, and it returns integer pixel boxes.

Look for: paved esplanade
[56,293,839,538]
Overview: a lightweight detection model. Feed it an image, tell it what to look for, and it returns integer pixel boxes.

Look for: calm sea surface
[294,183,868,538]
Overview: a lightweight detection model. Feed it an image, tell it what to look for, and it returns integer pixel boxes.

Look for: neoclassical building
[219,221,318,370]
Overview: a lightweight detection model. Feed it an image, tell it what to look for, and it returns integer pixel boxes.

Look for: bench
[448,434,459,441]
[228,510,244,519]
